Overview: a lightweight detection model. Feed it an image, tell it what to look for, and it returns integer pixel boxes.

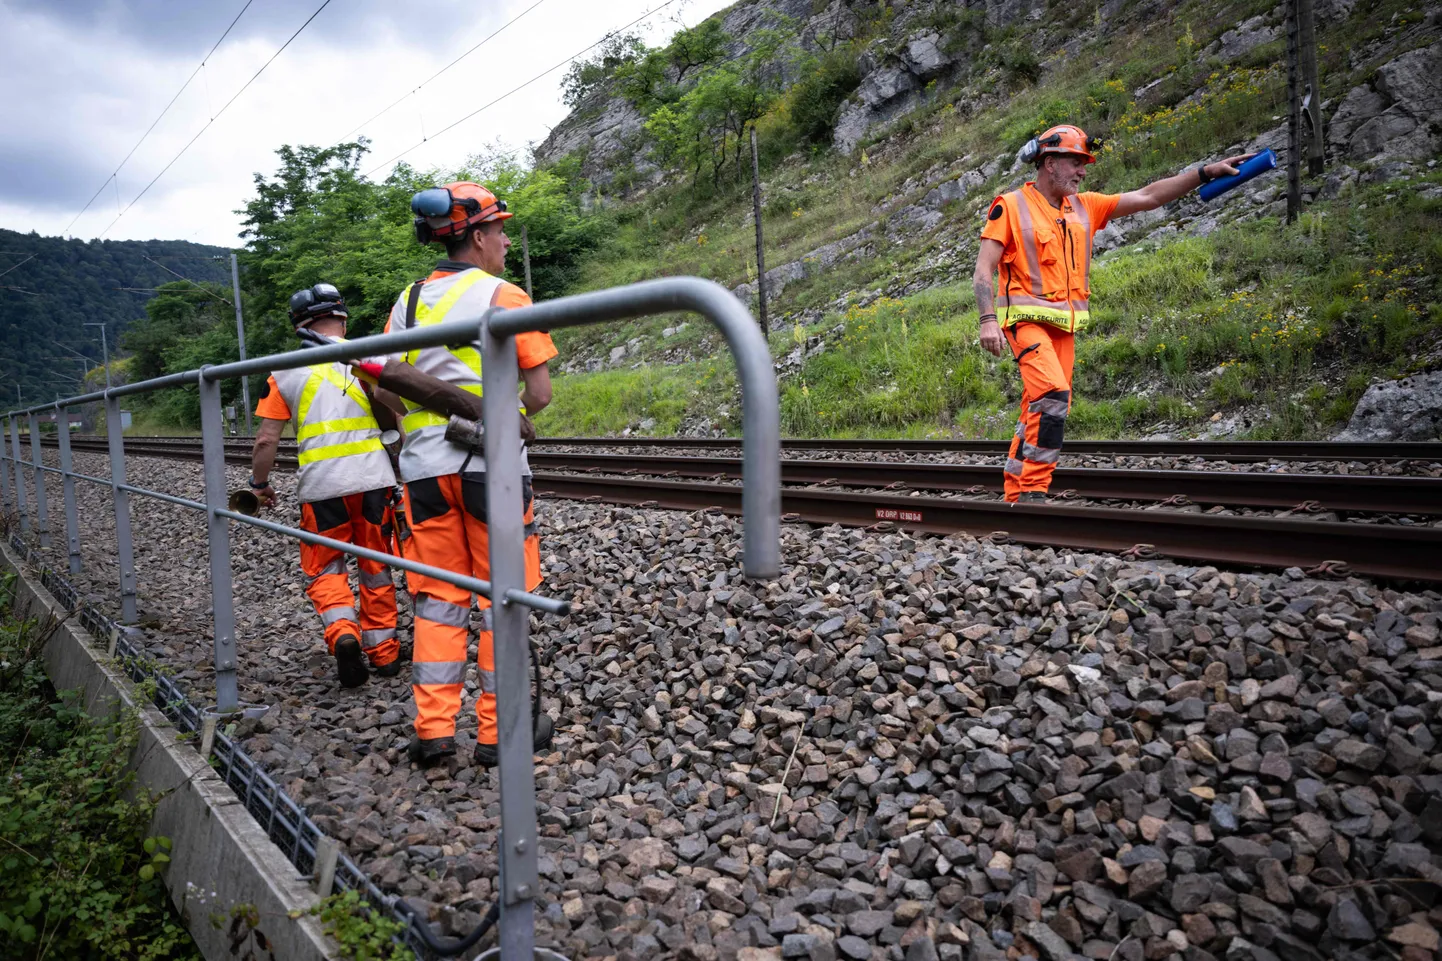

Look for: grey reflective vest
[269,358,395,503]
[386,268,534,483]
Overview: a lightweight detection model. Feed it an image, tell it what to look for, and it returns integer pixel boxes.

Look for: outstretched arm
[1113,153,1255,218]
[973,239,1006,357]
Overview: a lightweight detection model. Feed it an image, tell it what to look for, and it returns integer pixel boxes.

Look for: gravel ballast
[10,450,1442,961]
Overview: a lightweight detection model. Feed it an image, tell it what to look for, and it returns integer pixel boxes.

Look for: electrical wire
[94,0,335,241]
[61,0,255,237]
[142,255,235,307]
[330,0,552,148]
[0,255,36,281]
[364,0,683,178]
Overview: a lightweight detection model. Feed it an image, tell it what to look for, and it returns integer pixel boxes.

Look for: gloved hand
[519,411,537,444]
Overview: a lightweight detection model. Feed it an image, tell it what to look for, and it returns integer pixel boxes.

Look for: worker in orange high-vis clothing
[974,125,1254,502]
[251,284,401,688]
[379,181,556,768]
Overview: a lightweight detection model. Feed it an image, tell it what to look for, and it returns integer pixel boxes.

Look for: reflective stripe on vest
[399,271,491,433]
[999,187,1095,333]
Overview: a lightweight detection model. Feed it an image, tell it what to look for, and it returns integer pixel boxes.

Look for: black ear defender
[1019,131,1063,164]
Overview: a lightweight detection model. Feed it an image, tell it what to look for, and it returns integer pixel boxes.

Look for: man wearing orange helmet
[380,181,557,768]
[973,124,1253,502]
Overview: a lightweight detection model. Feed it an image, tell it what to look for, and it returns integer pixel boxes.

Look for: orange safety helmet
[411,181,512,244]
[1020,124,1101,165]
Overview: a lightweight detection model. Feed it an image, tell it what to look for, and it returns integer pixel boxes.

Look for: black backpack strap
[403,280,425,330]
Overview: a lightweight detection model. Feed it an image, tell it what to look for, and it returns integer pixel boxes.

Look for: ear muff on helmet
[410,186,508,245]
[1024,127,1104,165]
[289,283,348,328]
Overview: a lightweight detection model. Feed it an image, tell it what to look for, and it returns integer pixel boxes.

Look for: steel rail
[60,432,1442,463]
[523,452,1442,516]
[52,439,1442,516]
[520,436,1442,461]
[529,474,1442,582]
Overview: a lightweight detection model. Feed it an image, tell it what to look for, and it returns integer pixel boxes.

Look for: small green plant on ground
[0,577,201,960]
[310,889,411,961]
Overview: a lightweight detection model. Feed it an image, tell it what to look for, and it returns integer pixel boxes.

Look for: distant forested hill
[0,229,229,407]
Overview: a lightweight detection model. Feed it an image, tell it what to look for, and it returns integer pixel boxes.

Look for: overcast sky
[0,0,731,248]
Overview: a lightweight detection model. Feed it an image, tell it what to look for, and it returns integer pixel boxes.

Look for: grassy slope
[532,0,1441,439]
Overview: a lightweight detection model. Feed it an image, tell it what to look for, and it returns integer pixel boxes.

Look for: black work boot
[407,735,456,767]
[1016,491,1049,504]
[372,660,402,678]
[334,635,370,689]
[473,714,555,768]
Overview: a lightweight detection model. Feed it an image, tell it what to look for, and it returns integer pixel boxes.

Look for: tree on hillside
[0,229,227,409]
[561,32,648,107]
[119,281,233,383]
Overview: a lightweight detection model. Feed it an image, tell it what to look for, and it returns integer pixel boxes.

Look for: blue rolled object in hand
[1198,149,1277,201]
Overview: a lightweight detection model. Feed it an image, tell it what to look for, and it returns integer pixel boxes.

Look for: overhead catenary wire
[0,255,36,281]
[142,255,235,307]
[330,0,552,148]
[94,0,335,241]
[364,0,684,178]
[61,0,256,238]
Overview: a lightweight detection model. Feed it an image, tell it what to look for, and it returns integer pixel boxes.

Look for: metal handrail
[0,276,782,961]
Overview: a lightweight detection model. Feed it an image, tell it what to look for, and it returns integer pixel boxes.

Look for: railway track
[54,437,1442,515]
[41,436,1442,581]
[63,433,1442,462]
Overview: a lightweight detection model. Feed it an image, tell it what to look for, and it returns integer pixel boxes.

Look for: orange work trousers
[299,489,399,667]
[402,472,541,744]
[1003,322,1075,501]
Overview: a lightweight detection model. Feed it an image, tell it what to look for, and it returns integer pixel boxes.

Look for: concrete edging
[1,540,338,961]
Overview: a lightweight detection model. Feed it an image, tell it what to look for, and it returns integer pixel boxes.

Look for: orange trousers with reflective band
[298,489,399,667]
[1003,322,1075,501]
[402,473,541,744]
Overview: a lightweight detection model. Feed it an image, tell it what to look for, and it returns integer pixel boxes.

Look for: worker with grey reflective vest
[378,181,556,768]
[250,283,402,688]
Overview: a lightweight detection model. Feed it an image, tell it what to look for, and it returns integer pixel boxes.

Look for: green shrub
[788,49,863,145]
[0,581,200,960]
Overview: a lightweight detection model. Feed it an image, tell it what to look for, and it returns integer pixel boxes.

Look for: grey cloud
[5,0,497,53]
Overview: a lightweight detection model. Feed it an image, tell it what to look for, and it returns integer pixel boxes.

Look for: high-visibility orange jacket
[982,184,1119,333]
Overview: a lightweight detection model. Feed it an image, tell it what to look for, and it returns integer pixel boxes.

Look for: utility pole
[230,252,252,435]
[520,224,534,299]
[84,322,111,389]
[1297,0,1324,176]
[1284,0,1302,224]
[749,126,769,338]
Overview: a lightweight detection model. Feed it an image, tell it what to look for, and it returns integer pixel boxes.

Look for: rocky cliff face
[539,0,1441,193]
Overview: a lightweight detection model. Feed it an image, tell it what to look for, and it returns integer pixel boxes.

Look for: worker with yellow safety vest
[379,181,556,768]
[251,284,402,687]
[973,124,1253,502]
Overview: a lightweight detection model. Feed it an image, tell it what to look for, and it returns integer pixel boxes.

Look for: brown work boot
[334,635,370,689]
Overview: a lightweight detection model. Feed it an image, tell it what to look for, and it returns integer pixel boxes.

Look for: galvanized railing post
[27,412,51,549]
[198,370,240,713]
[53,406,83,574]
[0,415,12,516]
[104,394,139,623]
[479,319,540,961]
[10,417,30,534]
